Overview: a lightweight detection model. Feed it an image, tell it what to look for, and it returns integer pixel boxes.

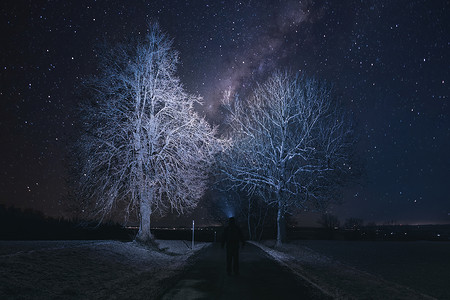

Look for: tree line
[0,205,131,240]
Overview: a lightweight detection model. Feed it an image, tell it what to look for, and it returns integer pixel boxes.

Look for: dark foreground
[0,240,327,300]
[0,240,207,299]
[160,243,330,300]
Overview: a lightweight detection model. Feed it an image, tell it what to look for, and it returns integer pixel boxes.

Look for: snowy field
[254,240,450,300]
[0,240,210,299]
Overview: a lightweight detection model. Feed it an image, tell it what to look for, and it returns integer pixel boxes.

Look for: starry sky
[1,0,449,225]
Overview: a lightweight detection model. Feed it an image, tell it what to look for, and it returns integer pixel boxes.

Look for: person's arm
[239,228,245,248]
[221,228,227,249]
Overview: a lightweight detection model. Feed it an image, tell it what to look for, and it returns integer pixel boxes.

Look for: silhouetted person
[222,217,244,275]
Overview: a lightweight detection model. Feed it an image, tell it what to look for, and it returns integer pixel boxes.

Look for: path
[159,243,330,300]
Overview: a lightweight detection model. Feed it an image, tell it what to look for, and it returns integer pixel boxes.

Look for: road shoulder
[252,240,436,300]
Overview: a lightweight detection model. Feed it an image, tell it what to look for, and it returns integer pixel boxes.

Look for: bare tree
[344,217,364,230]
[219,71,354,246]
[216,188,274,241]
[78,23,219,242]
[318,213,341,230]
[244,191,274,241]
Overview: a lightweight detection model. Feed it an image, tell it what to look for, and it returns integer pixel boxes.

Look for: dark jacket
[222,219,244,250]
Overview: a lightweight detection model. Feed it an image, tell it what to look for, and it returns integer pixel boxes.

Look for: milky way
[198,0,327,120]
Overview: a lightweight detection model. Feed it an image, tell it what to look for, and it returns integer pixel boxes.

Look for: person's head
[228,217,235,226]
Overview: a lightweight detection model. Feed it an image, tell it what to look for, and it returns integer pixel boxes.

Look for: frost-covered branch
[77,23,221,242]
[218,71,354,245]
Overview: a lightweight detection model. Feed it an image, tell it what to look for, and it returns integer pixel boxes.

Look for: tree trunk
[276,202,286,247]
[276,203,282,247]
[247,199,252,240]
[276,194,285,247]
[137,195,153,242]
[135,137,153,243]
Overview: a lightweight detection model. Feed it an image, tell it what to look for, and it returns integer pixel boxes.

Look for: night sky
[1,0,449,225]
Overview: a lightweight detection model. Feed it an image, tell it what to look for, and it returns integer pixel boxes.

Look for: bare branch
[77,23,222,241]
[217,70,355,245]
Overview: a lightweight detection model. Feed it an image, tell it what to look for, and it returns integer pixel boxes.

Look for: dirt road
[160,243,330,300]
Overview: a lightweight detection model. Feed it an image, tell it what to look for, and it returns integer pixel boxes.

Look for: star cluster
[0,0,448,224]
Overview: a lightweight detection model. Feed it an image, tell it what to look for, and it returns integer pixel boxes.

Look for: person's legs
[226,249,232,275]
[233,250,239,275]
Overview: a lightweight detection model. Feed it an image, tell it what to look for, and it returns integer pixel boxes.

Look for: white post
[192,220,195,250]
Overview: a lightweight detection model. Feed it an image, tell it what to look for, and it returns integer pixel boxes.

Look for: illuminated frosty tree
[78,23,219,242]
[219,71,354,246]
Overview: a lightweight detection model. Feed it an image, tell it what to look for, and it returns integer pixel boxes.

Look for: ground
[1,239,449,299]
[0,240,208,299]
[254,240,450,299]
[160,242,329,300]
